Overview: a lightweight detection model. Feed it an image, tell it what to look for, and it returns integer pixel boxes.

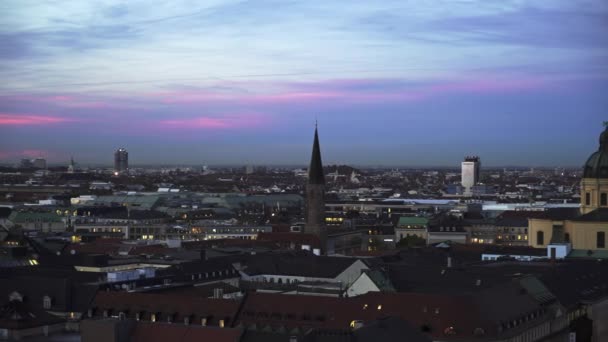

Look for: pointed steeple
[308,124,325,185]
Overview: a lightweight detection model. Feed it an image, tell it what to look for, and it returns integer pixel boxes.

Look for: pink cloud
[157,113,270,130]
[0,149,50,160]
[147,76,548,107]
[0,113,74,126]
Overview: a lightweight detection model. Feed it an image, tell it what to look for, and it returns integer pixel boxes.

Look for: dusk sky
[0,0,606,167]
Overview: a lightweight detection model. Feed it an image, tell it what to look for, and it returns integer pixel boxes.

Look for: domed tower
[581,125,608,214]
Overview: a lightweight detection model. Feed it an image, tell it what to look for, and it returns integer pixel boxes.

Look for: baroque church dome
[583,126,608,179]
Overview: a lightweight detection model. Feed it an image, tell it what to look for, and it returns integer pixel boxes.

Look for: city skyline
[1,0,606,166]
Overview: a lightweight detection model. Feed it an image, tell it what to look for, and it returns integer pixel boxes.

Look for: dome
[583,127,608,178]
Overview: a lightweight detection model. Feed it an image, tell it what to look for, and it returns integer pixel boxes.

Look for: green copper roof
[8,211,63,223]
[397,217,429,227]
[583,126,608,178]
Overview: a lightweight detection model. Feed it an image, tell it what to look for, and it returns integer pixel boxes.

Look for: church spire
[308,124,325,185]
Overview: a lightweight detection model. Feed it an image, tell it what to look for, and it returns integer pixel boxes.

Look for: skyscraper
[114,148,128,174]
[461,156,480,196]
[305,124,326,254]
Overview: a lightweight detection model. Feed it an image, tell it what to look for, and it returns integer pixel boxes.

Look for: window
[537,231,544,245]
[602,193,607,206]
[586,192,591,206]
[598,232,605,248]
[43,295,52,309]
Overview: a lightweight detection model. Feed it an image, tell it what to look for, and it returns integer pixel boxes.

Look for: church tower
[581,124,608,214]
[306,124,327,253]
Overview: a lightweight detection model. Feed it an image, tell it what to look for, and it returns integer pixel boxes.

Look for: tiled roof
[571,208,608,222]
[92,292,241,327]
[241,252,359,278]
[236,291,529,340]
[131,322,243,342]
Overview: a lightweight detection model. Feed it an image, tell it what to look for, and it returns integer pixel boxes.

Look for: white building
[461,156,480,196]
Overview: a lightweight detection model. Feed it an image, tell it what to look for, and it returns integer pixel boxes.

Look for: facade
[114,148,129,174]
[528,126,608,255]
[394,216,428,242]
[461,156,480,196]
[305,126,327,253]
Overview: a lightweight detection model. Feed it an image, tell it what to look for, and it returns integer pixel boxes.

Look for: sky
[0,0,607,167]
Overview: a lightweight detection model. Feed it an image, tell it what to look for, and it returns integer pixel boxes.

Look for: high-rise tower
[305,124,326,253]
[461,156,480,196]
[114,148,129,174]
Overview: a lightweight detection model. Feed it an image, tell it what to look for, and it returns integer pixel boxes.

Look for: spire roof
[308,125,325,185]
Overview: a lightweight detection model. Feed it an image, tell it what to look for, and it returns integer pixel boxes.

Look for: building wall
[529,219,608,251]
[346,273,380,297]
[335,260,370,287]
[394,228,427,241]
[580,178,608,214]
[590,297,608,342]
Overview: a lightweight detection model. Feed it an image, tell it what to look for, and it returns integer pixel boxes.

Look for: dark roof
[571,208,608,222]
[236,291,542,340]
[353,316,432,342]
[241,252,359,278]
[0,207,11,219]
[533,208,580,221]
[92,292,241,326]
[308,127,325,185]
[481,245,547,257]
[131,322,243,342]
[583,126,608,178]
[0,299,64,330]
[496,211,547,227]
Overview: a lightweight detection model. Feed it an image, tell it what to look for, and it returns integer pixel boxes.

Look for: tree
[396,235,426,248]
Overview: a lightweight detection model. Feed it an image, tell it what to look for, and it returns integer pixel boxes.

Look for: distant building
[19,158,33,168]
[68,156,76,173]
[114,148,128,174]
[32,158,46,169]
[306,125,327,254]
[461,156,480,196]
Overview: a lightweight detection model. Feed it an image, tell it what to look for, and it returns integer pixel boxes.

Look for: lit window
[363,304,368,310]
[151,314,156,322]
[377,305,382,311]
[219,319,225,328]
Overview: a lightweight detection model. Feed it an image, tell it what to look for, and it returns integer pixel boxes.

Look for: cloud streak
[0,113,74,126]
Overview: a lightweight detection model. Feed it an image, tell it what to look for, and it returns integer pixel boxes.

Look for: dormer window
[444,326,456,335]
[43,295,52,310]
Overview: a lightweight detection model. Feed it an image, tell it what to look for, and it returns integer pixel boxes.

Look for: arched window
[536,231,544,245]
[43,295,52,310]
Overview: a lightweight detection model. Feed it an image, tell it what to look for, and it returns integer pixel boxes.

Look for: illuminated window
[151,314,156,322]
[201,318,207,326]
[377,305,382,311]
[363,304,368,310]
[219,319,225,328]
